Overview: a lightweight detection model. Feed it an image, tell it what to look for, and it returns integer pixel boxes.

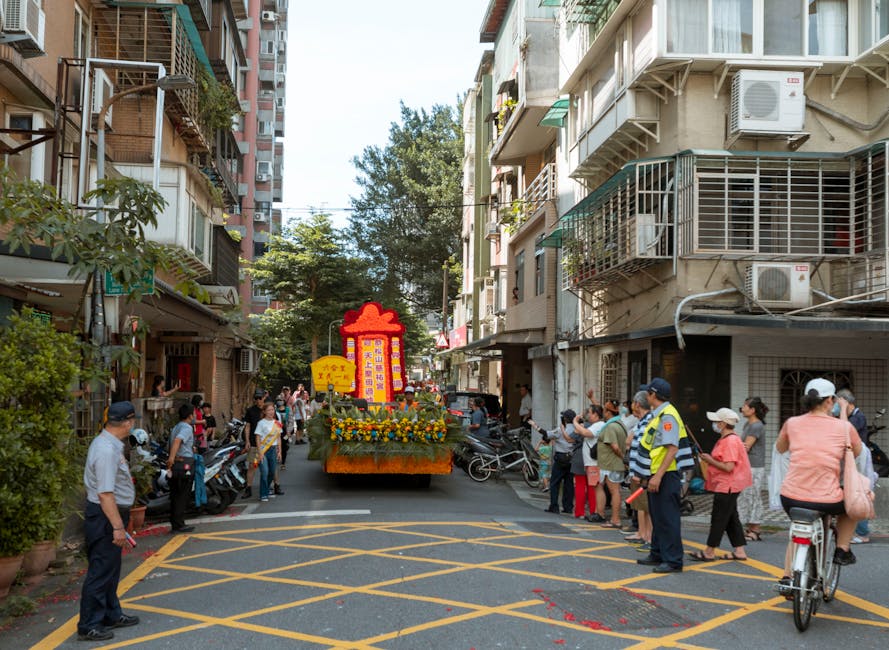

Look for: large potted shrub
[0,310,80,595]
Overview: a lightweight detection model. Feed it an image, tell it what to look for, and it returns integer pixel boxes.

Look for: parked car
[446,392,502,427]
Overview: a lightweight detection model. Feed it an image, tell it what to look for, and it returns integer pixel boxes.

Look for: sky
[282,0,490,227]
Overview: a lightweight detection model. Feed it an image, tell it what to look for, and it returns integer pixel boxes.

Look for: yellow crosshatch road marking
[35,521,889,649]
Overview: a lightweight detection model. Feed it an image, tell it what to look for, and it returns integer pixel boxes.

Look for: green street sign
[104,269,155,296]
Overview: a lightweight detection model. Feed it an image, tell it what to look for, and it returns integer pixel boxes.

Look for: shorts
[296,419,305,431]
[602,470,625,484]
[538,462,550,476]
[780,495,845,517]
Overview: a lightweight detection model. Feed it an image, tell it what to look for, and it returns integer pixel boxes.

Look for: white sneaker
[851,536,869,544]
[260,497,269,502]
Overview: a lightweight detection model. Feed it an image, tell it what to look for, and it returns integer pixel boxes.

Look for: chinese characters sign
[310,355,357,393]
[340,302,406,403]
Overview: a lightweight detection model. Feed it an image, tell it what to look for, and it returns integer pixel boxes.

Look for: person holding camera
[530,410,576,514]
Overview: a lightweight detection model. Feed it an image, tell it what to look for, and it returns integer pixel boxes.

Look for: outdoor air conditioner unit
[91,68,114,128]
[3,0,45,52]
[485,221,500,240]
[745,262,811,309]
[253,212,268,222]
[238,348,259,373]
[261,11,276,22]
[255,172,270,182]
[730,70,805,134]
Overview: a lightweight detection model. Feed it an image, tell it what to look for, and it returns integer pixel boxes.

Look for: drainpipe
[812,288,886,306]
[806,98,889,132]
[674,288,739,350]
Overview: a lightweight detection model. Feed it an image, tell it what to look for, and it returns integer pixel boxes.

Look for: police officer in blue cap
[77,402,141,641]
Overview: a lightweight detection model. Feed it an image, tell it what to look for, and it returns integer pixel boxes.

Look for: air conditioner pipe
[806,98,889,132]
[812,288,886,305]
[674,288,739,350]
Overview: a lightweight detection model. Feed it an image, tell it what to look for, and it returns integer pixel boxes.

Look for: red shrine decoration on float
[340,302,406,403]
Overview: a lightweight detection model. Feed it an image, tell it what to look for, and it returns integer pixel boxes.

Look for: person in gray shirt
[530,410,576,515]
[738,397,768,542]
[77,401,141,642]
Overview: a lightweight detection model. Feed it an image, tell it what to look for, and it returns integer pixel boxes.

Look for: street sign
[104,269,155,296]
[435,331,449,349]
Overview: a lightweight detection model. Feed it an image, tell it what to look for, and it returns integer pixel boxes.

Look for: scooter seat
[789,507,824,523]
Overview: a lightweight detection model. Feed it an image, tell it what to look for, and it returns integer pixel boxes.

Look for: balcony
[489,16,559,165]
[207,225,240,288]
[184,0,212,31]
[561,142,889,295]
[205,3,247,88]
[503,162,557,235]
[114,163,214,276]
[561,158,674,291]
[93,4,213,152]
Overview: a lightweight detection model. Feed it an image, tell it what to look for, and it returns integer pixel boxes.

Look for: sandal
[600,521,621,528]
[718,553,748,561]
[624,535,644,543]
[744,529,762,542]
[687,550,717,562]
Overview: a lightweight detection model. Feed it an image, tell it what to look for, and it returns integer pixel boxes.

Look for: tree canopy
[349,102,464,312]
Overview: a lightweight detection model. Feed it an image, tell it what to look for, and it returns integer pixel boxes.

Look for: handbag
[585,465,600,486]
[842,427,875,521]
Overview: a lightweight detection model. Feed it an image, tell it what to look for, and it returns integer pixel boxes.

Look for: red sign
[449,325,467,349]
[340,302,406,403]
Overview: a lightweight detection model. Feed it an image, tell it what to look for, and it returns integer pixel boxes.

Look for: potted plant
[0,310,81,596]
[127,458,156,534]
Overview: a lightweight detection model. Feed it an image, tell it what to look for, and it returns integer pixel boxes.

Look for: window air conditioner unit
[261,11,276,22]
[485,221,500,240]
[238,348,259,373]
[745,262,811,309]
[730,70,805,134]
[3,0,45,53]
[255,172,270,182]
[91,68,114,128]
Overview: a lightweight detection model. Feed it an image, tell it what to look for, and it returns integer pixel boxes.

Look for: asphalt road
[14,447,889,649]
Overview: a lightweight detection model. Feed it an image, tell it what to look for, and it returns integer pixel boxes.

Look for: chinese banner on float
[340,302,406,403]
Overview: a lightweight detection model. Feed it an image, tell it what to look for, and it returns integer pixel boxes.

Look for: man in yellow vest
[636,377,685,573]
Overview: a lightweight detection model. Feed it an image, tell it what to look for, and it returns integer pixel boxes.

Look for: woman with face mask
[688,408,751,561]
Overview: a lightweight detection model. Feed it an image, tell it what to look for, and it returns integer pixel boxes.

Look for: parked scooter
[867,408,888,477]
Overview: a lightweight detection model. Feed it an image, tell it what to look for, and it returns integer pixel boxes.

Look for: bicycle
[467,428,539,487]
[776,507,842,631]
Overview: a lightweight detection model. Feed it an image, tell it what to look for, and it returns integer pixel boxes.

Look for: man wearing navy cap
[77,402,141,641]
[635,378,692,574]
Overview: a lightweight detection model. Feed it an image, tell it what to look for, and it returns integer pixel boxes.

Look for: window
[262,40,275,55]
[258,121,273,136]
[668,0,708,53]
[253,242,267,260]
[808,0,848,55]
[73,6,90,58]
[765,0,803,55]
[600,352,621,402]
[534,236,545,296]
[514,250,525,304]
[712,0,753,53]
[190,204,207,259]
[6,113,48,183]
[779,369,851,426]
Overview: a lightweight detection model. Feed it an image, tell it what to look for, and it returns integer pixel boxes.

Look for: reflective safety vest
[637,402,694,475]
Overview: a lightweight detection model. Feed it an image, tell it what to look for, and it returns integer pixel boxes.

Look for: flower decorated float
[307,303,462,483]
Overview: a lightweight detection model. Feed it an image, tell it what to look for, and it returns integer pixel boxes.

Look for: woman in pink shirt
[776,378,862,578]
[687,408,752,561]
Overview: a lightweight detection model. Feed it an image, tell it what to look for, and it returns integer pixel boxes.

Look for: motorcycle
[867,408,888,477]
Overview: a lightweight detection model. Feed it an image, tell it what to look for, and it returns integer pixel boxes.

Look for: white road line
[185,509,372,525]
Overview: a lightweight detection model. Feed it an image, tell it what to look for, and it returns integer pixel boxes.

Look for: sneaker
[274,486,285,496]
[834,547,856,566]
[585,513,606,523]
[280,464,286,470]
[105,614,140,629]
[78,628,114,641]
[269,493,276,498]
[260,496,269,502]
[545,505,559,513]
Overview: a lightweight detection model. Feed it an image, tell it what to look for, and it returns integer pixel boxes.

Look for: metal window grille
[600,352,620,402]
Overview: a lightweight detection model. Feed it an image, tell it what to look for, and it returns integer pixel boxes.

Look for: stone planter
[0,555,24,599]
[21,540,57,584]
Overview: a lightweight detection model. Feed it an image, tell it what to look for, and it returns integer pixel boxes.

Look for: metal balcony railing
[565,0,621,36]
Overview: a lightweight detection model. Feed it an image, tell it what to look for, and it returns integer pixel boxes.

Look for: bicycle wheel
[792,546,816,631]
[822,531,841,602]
[467,456,494,482]
[522,460,540,488]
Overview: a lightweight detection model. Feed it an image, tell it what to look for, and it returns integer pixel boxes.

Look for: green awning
[539,98,569,128]
[539,227,563,248]
[539,0,561,6]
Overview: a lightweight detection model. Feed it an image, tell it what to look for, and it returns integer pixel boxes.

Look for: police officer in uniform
[77,401,141,641]
[636,378,692,573]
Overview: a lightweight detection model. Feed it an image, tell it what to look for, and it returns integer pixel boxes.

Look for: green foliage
[128,458,155,504]
[249,309,311,388]
[349,102,464,313]
[248,213,374,362]
[0,310,81,555]
[196,67,241,133]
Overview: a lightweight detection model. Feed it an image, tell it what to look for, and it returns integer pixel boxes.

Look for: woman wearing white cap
[687,407,752,562]
[775,378,862,589]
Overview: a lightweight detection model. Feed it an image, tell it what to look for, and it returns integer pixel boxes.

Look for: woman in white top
[573,405,606,522]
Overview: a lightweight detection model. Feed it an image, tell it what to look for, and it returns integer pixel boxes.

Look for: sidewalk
[506,479,889,536]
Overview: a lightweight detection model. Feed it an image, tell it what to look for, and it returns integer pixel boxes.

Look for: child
[202,403,217,442]
[536,435,552,492]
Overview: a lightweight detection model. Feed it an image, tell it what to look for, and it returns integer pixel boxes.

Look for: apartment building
[0,0,280,423]
[462,0,889,448]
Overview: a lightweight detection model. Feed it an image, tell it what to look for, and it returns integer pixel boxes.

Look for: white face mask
[712,422,722,434]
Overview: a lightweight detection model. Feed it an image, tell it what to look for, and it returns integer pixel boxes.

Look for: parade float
[306,302,461,484]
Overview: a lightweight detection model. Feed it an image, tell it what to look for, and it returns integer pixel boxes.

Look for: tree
[349,102,464,313]
[248,213,373,362]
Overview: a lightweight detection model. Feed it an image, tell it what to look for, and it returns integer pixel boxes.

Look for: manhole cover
[538,587,696,631]
[514,521,578,535]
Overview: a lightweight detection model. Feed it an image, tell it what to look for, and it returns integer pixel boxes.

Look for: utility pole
[441,260,449,338]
